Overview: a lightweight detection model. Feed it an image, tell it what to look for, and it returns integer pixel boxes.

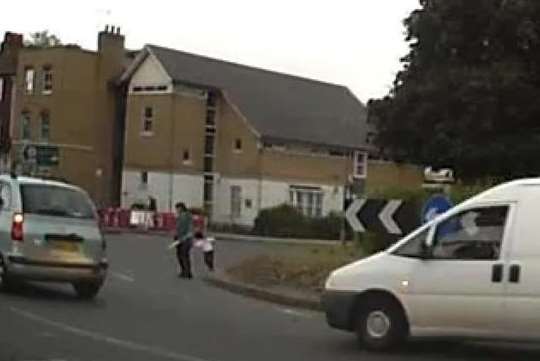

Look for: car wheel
[1,273,20,293]
[73,281,102,299]
[355,297,408,351]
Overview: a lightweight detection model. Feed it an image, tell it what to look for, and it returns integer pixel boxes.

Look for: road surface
[1,233,539,361]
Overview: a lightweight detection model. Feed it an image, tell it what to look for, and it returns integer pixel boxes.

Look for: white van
[323,178,540,350]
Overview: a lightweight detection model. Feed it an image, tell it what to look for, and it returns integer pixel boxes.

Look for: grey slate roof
[148,45,367,149]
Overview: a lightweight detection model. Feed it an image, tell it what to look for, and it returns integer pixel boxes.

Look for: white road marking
[276,307,312,318]
[111,272,135,283]
[10,307,215,361]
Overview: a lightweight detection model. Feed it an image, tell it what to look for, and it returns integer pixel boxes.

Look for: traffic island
[204,245,362,311]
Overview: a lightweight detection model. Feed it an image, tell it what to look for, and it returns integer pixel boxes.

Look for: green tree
[369,0,540,180]
[24,30,62,48]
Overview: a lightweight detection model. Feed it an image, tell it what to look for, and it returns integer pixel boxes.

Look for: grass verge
[226,244,362,294]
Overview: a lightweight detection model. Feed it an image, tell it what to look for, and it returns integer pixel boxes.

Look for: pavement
[1,233,540,361]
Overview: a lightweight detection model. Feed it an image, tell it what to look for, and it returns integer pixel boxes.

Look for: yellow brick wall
[366,161,423,192]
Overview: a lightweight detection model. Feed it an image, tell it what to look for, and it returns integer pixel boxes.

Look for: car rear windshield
[21,184,96,220]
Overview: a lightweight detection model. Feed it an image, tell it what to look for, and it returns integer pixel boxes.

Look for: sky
[1,0,420,103]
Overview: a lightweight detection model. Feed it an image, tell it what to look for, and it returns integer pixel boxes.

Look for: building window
[231,185,242,219]
[204,135,215,156]
[234,138,243,153]
[290,186,323,218]
[140,171,148,188]
[203,182,213,202]
[204,156,214,173]
[205,108,216,127]
[142,106,154,134]
[40,111,50,142]
[0,77,4,102]
[21,112,31,140]
[182,149,191,164]
[24,67,35,95]
[353,151,368,179]
[207,92,217,108]
[42,66,53,94]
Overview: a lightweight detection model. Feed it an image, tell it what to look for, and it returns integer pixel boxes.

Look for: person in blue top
[175,202,194,279]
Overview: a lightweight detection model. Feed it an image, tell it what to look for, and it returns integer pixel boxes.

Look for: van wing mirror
[0,197,4,210]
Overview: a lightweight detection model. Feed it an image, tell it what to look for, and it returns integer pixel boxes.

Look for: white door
[407,204,513,337]
[230,186,241,221]
[502,195,540,338]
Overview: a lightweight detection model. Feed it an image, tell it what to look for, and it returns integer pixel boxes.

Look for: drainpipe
[257,142,263,216]
[168,92,176,211]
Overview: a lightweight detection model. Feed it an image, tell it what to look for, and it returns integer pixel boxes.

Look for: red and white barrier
[99,208,206,234]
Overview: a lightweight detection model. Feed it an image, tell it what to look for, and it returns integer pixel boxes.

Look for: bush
[252,204,342,240]
[449,180,499,204]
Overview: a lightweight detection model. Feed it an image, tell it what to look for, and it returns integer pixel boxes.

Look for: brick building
[1,29,422,220]
[119,45,417,226]
[6,27,133,207]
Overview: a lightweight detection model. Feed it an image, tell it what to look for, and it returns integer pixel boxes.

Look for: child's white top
[195,237,215,252]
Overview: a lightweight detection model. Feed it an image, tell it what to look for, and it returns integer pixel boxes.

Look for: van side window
[0,182,12,209]
[432,206,509,261]
[393,229,429,258]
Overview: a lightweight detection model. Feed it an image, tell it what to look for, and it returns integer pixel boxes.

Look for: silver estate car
[0,175,108,299]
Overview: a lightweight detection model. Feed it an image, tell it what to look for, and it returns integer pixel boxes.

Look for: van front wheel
[355,298,408,351]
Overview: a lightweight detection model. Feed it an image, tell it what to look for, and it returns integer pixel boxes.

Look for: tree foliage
[369,0,540,180]
[24,30,62,48]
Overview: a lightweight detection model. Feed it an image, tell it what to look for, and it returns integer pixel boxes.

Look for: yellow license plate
[51,241,79,253]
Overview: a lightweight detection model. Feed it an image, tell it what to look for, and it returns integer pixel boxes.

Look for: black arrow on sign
[346,199,420,236]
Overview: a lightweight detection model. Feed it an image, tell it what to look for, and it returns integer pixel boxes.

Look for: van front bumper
[4,255,108,283]
[321,290,357,332]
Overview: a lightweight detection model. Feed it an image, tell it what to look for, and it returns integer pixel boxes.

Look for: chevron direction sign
[345,199,419,236]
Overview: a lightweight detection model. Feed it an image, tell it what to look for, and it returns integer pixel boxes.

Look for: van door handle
[509,265,521,283]
[492,264,503,283]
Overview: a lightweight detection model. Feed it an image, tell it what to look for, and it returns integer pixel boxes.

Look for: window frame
[140,171,149,189]
[289,186,324,218]
[353,151,368,179]
[182,148,192,165]
[24,67,35,95]
[233,138,243,154]
[428,204,510,261]
[141,106,154,136]
[21,111,31,141]
[42,66,53,95]
[0,77,4,102]
[40,111,51,142]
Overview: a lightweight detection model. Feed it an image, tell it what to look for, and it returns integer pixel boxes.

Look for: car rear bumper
[321,290,357,332]
[4,255,108,283]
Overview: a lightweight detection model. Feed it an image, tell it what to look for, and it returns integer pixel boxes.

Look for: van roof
[461,178,540,206]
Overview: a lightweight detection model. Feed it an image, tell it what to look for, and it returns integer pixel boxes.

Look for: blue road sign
[421,194,453,224]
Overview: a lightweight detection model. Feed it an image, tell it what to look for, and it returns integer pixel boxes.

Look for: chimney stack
[1,32,23,53]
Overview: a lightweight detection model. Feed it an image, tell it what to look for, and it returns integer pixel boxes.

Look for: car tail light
[11,213,24,242]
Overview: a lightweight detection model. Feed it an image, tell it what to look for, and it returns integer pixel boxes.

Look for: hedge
[252,204,343,240]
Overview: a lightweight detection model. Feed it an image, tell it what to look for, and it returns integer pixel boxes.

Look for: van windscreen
[21,184,95,219]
